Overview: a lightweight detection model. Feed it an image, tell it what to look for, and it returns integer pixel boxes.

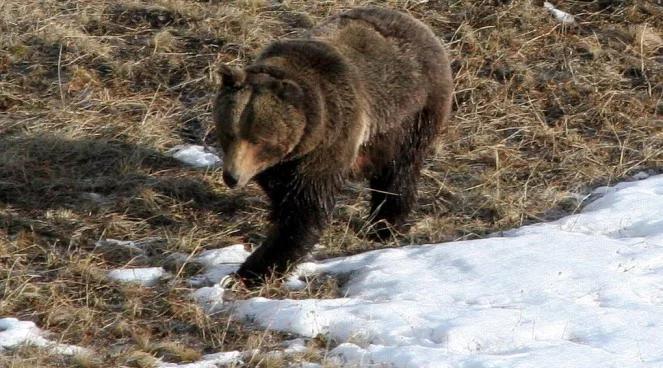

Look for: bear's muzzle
[222,170,239,188]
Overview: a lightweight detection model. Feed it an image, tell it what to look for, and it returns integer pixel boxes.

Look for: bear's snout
[222,170,239,188]
[222,140,269,188]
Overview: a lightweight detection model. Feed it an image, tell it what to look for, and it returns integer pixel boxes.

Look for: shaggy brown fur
[213,6,453,284]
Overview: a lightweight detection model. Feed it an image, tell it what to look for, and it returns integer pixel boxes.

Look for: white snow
[192,285,229,312]
[209,174,663,368]
[187,244,252,312]
[107,267,168,286]
[283,338,308,354]
[188,244,251,287]
[167,145,222,168]
[158,350,243,368]
[633,171,652,180]
[95,238,146,255]
[284,275,308,291]
[0,318,86,355]
[300,364,322,368]
[543,2,575,25]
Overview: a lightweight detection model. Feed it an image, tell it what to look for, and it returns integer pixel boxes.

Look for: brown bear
[213,7,453,284]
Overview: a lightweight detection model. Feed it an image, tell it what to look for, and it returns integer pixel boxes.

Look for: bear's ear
[275,79,304,106]
[218,64,245,89]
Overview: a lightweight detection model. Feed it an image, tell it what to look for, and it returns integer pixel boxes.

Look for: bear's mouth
[222,170,240,188]
[222,166,256,189]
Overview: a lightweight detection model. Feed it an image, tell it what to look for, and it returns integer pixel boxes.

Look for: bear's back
[310,7,451,134]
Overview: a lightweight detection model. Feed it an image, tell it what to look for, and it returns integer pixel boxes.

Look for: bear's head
[213,65,306,188]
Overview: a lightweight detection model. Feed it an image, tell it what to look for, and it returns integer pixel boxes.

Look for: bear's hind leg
[368,163,417,241]
[368,108,439,241]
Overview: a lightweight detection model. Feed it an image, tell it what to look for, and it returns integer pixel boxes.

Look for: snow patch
[81,192,107,203]
[0,318,86,355]
[95,238,146,255]
[167,145,221,168]
[300,363,322,368]
[108,267,168,286]
[544,2,575,24]
[195,244,250,267]
[188,244,250,287]
[284,275,307,291]
[226,175,663,367]
[192,285,230,313]
[158,350,243,368]
[282,338,308,355]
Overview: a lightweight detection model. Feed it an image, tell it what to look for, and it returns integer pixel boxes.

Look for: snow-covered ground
[0,318,87,355]
[196,174,663,367]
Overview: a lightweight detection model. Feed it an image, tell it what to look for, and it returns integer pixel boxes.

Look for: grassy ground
[1,0,661,366]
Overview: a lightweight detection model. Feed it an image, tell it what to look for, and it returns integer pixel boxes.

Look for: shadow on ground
[0,133,248,216]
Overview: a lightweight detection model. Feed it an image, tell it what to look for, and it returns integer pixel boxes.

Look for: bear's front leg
[236,177,336,285]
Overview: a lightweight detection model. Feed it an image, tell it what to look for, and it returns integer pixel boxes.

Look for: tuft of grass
[147,341,202,363]
[1,0,661,365]
[70,353,104,368]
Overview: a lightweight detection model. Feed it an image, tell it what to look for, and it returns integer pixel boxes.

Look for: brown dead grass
[1,0,662,366]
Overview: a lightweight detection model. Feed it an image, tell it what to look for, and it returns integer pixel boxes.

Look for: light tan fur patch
[225,140,264,187]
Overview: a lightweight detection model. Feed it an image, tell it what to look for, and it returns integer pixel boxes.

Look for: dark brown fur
[212,7,453,284]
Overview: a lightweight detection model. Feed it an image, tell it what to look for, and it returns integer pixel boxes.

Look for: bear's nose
[223,171,239,188]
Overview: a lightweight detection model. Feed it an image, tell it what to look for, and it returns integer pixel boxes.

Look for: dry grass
[1,0,662,366]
